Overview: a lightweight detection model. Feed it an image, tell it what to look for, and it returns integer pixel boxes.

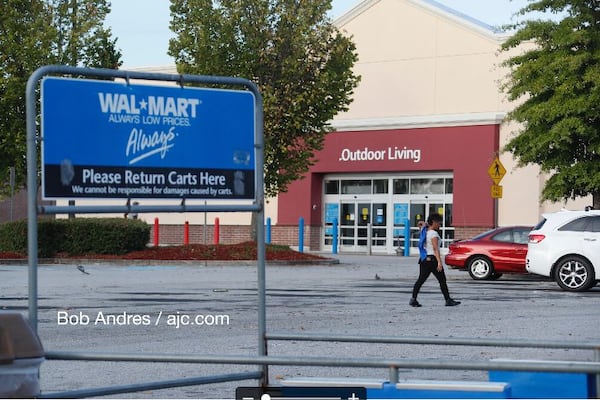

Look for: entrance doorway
[323,174,453,254]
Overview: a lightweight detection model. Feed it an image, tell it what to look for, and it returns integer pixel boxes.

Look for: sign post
[488,157,506,199]
[488,156,506,228]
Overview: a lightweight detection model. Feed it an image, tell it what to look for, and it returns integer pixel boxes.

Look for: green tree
[168,0,360,198]
[0,0,122,195]
[501,0,600,210]
[0,0,55,193]
[49,0,121,67]
[83,29,122,70]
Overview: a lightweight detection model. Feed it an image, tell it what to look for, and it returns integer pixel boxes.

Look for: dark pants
[412,256,451,300]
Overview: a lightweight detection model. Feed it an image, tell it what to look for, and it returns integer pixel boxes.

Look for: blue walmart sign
[41,77,256,199]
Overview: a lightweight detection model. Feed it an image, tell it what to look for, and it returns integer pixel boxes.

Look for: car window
[590,216,600,232]
[491,230,512,242]
[559,217,591,232]
[513,229,530,244]
[490,228,530,244]
[472,229,496,240]
[533,218,546,230]
[492,229,513,243]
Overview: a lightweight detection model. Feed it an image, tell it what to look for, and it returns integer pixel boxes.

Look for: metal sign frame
[25,65,267,375]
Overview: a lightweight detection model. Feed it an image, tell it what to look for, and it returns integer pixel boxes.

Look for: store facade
[278,123,500,254]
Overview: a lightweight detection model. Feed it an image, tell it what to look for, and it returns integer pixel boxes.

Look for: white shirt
[426,229,441,255]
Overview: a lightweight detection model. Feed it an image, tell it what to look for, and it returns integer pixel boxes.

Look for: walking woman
[410,213,461,307]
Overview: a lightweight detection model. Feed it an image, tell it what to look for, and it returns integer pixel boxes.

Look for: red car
[445,226,531,280]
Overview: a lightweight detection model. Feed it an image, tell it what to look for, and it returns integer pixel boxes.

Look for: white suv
[527,209,600,291]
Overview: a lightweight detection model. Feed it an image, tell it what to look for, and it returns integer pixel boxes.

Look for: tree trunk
[593,191,600,210]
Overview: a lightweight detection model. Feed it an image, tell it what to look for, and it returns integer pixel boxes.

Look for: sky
[105,0,532,68]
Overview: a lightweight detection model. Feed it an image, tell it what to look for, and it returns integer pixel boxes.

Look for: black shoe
[409,298,422,307]
[445,299,461,307]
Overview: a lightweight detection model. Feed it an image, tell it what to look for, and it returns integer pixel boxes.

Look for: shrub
[0,220,27,254]
[0,218,150,257]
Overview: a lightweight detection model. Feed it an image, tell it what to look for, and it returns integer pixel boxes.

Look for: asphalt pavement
[1,253,599,398]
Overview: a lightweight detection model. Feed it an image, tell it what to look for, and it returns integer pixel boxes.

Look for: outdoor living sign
[338,146,422,163]
[41,77,255,200]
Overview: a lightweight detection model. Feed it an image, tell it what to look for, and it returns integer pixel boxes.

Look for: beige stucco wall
[338,0,506,118]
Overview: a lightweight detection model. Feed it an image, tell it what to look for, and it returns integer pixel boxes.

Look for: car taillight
[528,234,545,243]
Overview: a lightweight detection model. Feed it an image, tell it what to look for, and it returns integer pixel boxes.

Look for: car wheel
[554,256,595,292]
[468,256,494,280]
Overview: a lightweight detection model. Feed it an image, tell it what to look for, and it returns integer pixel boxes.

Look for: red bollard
[153,218,159,247]
[214,218,220,245]
[184,221,189,245]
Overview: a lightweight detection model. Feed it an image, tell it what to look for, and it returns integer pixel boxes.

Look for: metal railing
[39,371,262,399]
[266,332,600,387]
[41,332,600,398]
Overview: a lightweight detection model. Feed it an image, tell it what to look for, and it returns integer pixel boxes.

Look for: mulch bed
[0,241,327,261]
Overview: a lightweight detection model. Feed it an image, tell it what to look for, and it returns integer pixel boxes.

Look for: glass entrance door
[339,201,389,251]
[371,203,387,248]
[340,202,371,251]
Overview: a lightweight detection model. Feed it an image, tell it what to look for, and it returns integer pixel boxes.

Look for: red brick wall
[151,224,253,245]
[151,223,322,250]
[152,223,491,249]
[454,226,493,241]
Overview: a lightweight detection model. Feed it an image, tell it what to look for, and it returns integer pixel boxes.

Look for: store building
[275,0,590,254]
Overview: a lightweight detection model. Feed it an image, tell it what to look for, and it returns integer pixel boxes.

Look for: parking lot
[1,254,599,398]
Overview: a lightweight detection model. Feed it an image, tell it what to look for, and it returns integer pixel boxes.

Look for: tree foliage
[0,0,55,195]
[168,0,360,197]
[0,0,121,196]
[501,0,600,209]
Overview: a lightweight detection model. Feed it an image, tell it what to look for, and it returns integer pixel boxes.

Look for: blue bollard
[298,217,304,253]
[266,217,271,244]
[332,218,338,255]
[404,218,410,256]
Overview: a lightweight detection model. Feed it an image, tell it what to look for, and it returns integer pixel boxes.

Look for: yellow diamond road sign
[488,157,506,185]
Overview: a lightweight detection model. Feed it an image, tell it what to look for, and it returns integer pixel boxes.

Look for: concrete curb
[0,257,340,266]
